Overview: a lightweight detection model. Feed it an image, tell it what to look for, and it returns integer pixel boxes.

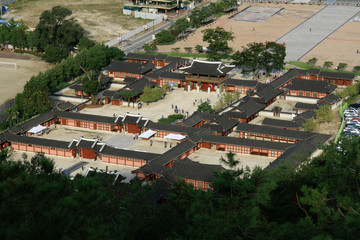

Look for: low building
[224,78,259,94]
[236,123,316,143]
[286,78,337,99]
[180,60,234,92]
[104,60,155,79]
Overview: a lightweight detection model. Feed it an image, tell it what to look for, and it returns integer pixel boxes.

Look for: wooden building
[55,110,121,132]
[224,96,265,123]
[180,60,233,92]
[236,123,316,143]
[286,78,337,99]
[224,78,259,94]
[104,60,155,79]
[297,68,355,86]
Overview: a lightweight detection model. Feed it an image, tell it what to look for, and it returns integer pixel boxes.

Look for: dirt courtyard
[158,3,323,53]
[0,53,50,105]
[301,15,360,70]
[158,2,359,69]
[4,0,146,43]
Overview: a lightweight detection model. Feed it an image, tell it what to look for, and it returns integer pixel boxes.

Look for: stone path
[276,5,360,62]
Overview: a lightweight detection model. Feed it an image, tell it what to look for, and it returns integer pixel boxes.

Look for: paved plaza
[277,5,360,61]
[9,151,137,182]
[188,148,275,170]
[230,6,284,22]
[81,88,221,121]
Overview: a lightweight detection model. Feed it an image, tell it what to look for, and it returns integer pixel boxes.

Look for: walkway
[276,5,360,62]
[62,161,88,176]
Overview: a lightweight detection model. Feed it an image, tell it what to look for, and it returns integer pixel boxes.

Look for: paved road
[119,21,173,53]
[276,5,360,62]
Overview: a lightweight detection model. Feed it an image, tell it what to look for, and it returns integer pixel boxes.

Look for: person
[252,27,255,31]
[193,101,195,106]
[357,49,359,54]
[164,142,167,148]
[172,103,174,109]
[309,28,311,32]
[195,97,197,102]
[133,134,136,140]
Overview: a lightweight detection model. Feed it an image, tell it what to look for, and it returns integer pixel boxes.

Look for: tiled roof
[201,134,293,151]
[255,84,283,103]
[266,134,331,169]
[55,101,75,111]
[172,158,224,182]
[294,110,316,120]
[232,96,265,118]
[317,70,355,80]
[4,132,75,150]
[318,93,340,104]
[294,102,319,110]
[180,60,226,77]
[124,77,157,94]
[182,112,218,127]
[104,60,155,75]
[269,68,299,89]
[160,72,186,81]
[146,121,200,134]
[262,118,301,130]
[286,78,337,93]
[98,145,160,161]
[54,110,116,124]
[224,78,258,87]
[236,123,316,140]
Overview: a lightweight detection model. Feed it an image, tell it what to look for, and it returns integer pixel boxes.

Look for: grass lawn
[139,51,232,59]
[287,61,360,76]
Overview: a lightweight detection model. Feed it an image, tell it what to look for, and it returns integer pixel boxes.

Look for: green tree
[82,74,101,105]
[42,45,68,63]
[202,27,234,60]
[34,6,84,51]
[77,36,94,51]
[315,105,334,123]
[307,57,318,66]
[323,61,333,69]
[139,86,164,104]
[195,44,203,53]
[337,62,348,71]
[232,42,286,80]
[117,90,137,106]
[11,21,28,49]
[170,17,190,35]
[197,102,214,113]
[155,30,176,44]
[142,42,157,53]
[353,66,360,73]
[184,46,192,53]
[214,91,240,109]
[302,119,316,131]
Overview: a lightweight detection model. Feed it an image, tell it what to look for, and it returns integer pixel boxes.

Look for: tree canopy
[197,102,214,114]
[232,42,286,80]
[139,86,164,104]
[2,135,360,239]
[34,6,84,51]
[202,27,234,60]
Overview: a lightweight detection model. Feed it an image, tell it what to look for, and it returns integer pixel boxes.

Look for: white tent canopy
[28,125,47,134]
[139,129,156,139]
[164,133,186,140]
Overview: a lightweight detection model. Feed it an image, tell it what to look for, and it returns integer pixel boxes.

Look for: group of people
[171,104,184,114]
[133,133,139,140]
